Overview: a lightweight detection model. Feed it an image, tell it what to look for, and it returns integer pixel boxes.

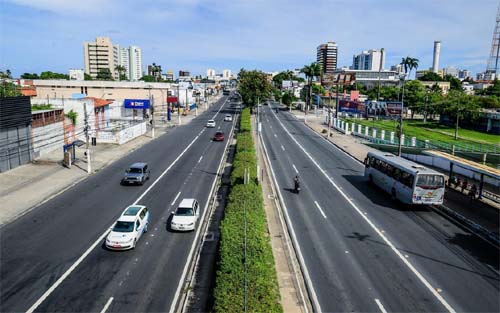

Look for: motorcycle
[294,178,300,194]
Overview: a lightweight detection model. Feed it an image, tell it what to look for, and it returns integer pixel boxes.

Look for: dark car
[213,131,225,141]
[121,162,150,185]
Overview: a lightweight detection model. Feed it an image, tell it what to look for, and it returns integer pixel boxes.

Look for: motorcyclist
[294,175,300,193]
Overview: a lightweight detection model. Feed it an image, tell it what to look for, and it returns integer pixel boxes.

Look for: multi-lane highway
[0,96,236,312]
[260,103,499,313]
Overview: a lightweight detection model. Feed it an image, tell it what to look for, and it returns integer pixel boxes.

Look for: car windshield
[128,168,142,174]
[216,132,223,136]
[176,207,194,216]
[416,174,445,189]
[112,221,134,232]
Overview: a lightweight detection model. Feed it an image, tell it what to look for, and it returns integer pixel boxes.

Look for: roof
[367,150,441,176]
[87,97,112,109]
[179,198,196,208]
[423,150,500,180]
[130,162,147,168]
[123,206,142,216]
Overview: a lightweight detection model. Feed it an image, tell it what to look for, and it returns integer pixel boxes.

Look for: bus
[364,151,445,205]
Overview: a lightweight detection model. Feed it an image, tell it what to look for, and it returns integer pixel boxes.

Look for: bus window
[416,175,444,189]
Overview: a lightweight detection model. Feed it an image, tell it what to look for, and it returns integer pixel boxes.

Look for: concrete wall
[97,121,146,145]
[0,126,32,172]
[32,122,64,159]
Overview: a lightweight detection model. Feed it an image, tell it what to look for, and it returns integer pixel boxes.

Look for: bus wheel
[391,188,397,201]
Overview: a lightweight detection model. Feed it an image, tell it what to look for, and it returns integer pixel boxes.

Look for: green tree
[312,84,326,96]
[21,73,40,79]
[149,63,162,82]
[444,74,462,91]
[0,69,12,79]
[40,71,69,80]
[404,80,425,119]
[237,69,273,108]
[272,70,294,88]
[96,68,113,81]
[0,81,21,97]
[300,62,322,117]
[281,91,295,106]
[140,75,156,82]
[418,72,443,81]
[84,73,93,81]
[477,96,500,109]
[115,65,127,81]
[65,109,78,125]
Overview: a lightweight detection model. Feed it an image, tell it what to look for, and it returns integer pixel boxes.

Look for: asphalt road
[0,95,237,312]
[260,104,499,313]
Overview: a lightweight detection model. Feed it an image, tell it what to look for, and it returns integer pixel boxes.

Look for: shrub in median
[214,108,282,313]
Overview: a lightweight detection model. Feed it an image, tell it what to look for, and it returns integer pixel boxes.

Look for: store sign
[124,99,150,109]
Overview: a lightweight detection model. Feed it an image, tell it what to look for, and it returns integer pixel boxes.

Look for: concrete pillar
[424,139,429,148]
[411,136,416,147]
[381,130,385,141]
[345,122,349,132]
[390,132,395,143]
[333,118,337,127]
[357,124,362,134]
[365,126,369,137]
[401,134,405,146]
[372,128,377,138]
[351,123,356,133]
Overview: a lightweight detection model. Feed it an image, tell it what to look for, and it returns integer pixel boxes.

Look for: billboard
[124,99,150,109]
[365,101,402,117]
[339,100,365,115]
[282,80,292,89]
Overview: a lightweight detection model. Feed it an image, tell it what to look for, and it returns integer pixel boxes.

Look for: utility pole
[424,91,428,123]
[177,84,181,126]
[327,86,332,139]
[335,83,339,118]
[84,103,91,174]
[376,48,384,102]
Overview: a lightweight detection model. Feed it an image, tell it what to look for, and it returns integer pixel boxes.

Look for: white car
[224,114,233,122]
[171,198,199,231]
[206,120,216,128]
[106,205,150,250]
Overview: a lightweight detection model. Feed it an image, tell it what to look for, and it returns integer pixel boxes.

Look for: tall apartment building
[207,68,216,78]
[351,49,385,71]
[316,42,338,74]
[222,69,231,79]
[84,37,117,79]
[84,37,142,81]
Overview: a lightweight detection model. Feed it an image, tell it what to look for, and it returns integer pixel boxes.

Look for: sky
[0,0,498,78]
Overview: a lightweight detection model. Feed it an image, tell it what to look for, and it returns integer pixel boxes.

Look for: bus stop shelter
[423,150,500,201]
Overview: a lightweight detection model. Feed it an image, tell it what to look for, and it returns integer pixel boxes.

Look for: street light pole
[177,84,181,126]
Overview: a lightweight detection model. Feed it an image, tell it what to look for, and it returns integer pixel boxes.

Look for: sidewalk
[287,109,499,240]
[0,96,221,225]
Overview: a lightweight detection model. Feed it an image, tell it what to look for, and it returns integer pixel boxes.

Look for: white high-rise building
[115,45,130,80]
[222,69,231,79]
[351,49,385,71]
[128,46,142,81]
[207,68,216,78]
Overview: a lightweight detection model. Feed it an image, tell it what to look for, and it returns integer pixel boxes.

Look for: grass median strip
[214,108,282,312]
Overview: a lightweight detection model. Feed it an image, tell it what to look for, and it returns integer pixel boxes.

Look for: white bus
[364,151,445,205]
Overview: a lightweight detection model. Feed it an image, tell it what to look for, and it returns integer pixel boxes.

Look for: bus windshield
[416,174,444,189]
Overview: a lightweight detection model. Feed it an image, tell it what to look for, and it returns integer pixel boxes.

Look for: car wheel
[144,223,148,233]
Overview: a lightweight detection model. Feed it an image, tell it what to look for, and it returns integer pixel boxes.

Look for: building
[317,42,338,74]
[69,69,84,81]
[458,69,472,80]
[166,70,174,81]
[390,64,404,75]
[115,45,130,80]
[128,46,142,81]
[147,63,162,80]
[419,81,451,94]
[222,69,231,79]
[84,37,117,79]
[443,66,459,78]
[179,70,191,79]
[476,72,496,81]
[415,68,444,79]
[207,69,216,79]
[351,49,385,71]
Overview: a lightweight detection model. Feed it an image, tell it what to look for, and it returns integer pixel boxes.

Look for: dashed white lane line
[99,297,114,313]
[25,104,221,313]
[274,133,277,138]
[292,164,299,174]
[281,145,285,151]
[271,109,456,313]
[375,299,388,313]
[314,201,327,219]
[198,155,203,163]
[171,192,181,206]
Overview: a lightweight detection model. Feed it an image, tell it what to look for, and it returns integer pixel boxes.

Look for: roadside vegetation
[214,108,282,313]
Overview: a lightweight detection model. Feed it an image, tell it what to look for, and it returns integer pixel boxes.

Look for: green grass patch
[214,108,282,313]
[344,118,499,150]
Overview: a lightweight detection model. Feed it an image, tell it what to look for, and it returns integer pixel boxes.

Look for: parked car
[121,162,150,185]
[213,131,225,141]
[206,120,216,128]
[171,198,199,231]
[224,114,233,122]
[106,205,150,250]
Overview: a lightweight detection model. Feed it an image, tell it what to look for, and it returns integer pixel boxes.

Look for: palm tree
[115,65,126,81]
[300,62,321,123]
[397,56,419,156]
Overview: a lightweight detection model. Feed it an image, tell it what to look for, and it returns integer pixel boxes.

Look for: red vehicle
[213,131,225,141]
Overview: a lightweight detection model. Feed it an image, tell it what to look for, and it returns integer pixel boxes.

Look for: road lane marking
[170,107,237,313]
[26,100,231,313]
[171,192,181,206]
[292,164,299,174]
[375,299,387,313]
[281,145,285,151]
[100,297,114,313]
[271,109,457,313]
[314,201,327,219]
[274,133,277,138]
[198,155,203,163]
